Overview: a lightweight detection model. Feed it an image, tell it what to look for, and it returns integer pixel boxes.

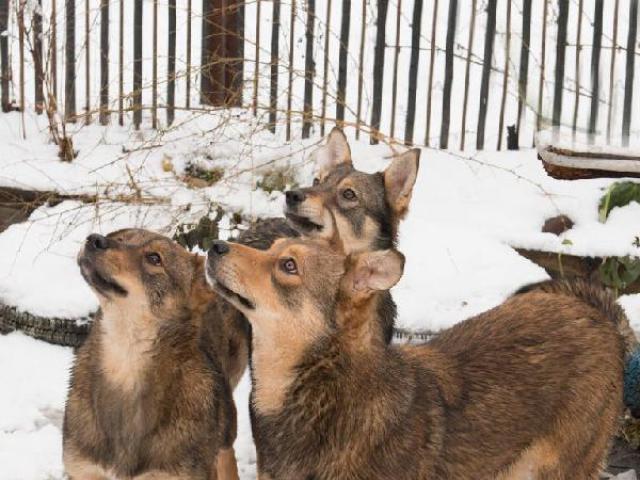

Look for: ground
[0,112,638,478]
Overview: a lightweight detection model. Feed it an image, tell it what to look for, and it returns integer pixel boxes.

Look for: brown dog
[207,237,625,480]
[64,229,247,480]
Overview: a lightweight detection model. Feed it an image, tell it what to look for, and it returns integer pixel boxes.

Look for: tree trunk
[34,0,44,114]
[623,0,638,145]
[589,0,603,138]
[133,0,142,128]
[167,0,176,125]
[404,0,422,145]
[552,0,568,128]
[0,0,9,112]
[336,0,351,127]
[269,0,281,132]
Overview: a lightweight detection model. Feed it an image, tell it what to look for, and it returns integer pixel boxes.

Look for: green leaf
[598,181,640,223]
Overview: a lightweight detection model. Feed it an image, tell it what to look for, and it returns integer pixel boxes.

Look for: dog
[207,237,626,480]
[64,229,247,480]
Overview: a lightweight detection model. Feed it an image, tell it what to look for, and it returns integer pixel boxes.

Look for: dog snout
[209,240,230,257]
[86,234,109,251]
[285,190,306,207]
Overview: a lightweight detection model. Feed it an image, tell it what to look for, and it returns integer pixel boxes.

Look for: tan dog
[207,237,625,480]
[64,229,247,480]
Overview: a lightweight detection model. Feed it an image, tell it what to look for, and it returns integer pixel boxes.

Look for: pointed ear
[384,149,420,218]
[312,127,352,177]
[352,250,405,292]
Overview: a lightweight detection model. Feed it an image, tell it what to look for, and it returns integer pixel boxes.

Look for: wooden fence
[1,0,639,150]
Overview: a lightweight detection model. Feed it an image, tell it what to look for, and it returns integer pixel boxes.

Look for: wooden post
[404,0,423,145]
[269,0,281,132]
[99,0,109,125]
[253,0,261,115]
[336,0,351,127]
[476,0,497,150]
[623,0,638,145]
[85,0,91,123]
[552,0,568,128]
[34,0,44,114]
[152,0,158,129]
[355,0,365,139]
[606,0,620,143]
[320,0,332,135]
[133,0,142,129]
[497,0,511,150]
[0,0,8,112]
[516,0,531,143]
[535,0,548,133]
[572,0,583,137]
[286,0,296,140]
[226,0,244,106]
[302,0,315,139]
[588,0,603,138]
[424,0,438,146]
[439,0,457,149]
[167,0,176,125]
[65,0,76,123]
[201,0,226,106]
[186,0,192,109]
[370,0,389,144]
[460,0,477,150]
[118,0,124,125]
[389,0,401,138]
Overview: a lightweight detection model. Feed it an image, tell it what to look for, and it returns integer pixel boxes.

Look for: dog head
[284,128,420,253]
[77,228,210,321]
[206,237,404,342]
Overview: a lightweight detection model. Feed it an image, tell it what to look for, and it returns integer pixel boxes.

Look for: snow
[0,113,638,477]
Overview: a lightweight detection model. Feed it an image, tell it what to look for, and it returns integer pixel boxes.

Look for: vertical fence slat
[269,0,281,132]
[286,0,296,140]
[535,0,548,133]
[424,0,438,146]
[99,0,109,125]
[370,0,388,144]
[497,0,511,150]
[133,0,142,129]
[336,0,351,127]
[227,0,244,106]
[253,0,261,115]
[439,0,457,149]
[34,0,44,114]
[65,0,76,122]
[167,0,176,126]
[606,0,619,143]
[85,0,90,123]
[152,0,158,128]
[476,0,496,150]
[588,0,603,137]
[460,0,477,150]
[118,0,124,125]
[51,0,57,107]
[186,0,192,109]
[18,1,25,119]
[389,0,401,138]
[320,0,332,135]
[201,0,226,106]
[572,0,583,137]
[516,0,531,142]
[355,0,365,139]
[552,0,568,128]
[302,0,315,138]
[623,0,638,145]
[0,0,8,112]
[404,0,423,145]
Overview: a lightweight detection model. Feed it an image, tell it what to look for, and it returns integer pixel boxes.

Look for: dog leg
[215,447,240,480]
[63,449,109,480]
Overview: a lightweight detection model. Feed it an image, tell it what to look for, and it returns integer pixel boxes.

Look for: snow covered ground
[0,112,639,478]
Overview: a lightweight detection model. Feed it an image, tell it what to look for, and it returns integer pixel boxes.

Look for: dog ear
[312,127,352,177]
[384,149,420,218]
[352,250,405,292]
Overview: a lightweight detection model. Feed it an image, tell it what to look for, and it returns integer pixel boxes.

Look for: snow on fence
[2,0,640,150]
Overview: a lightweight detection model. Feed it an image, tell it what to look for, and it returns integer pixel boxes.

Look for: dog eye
[280,258,298,275]
[146,253,162,266]
[313,177,320,186]
[342,188,357,201]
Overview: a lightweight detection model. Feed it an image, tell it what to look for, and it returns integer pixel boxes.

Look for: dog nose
[285,190,306,207]
[86,234,109,250]
[209,240,230,256]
